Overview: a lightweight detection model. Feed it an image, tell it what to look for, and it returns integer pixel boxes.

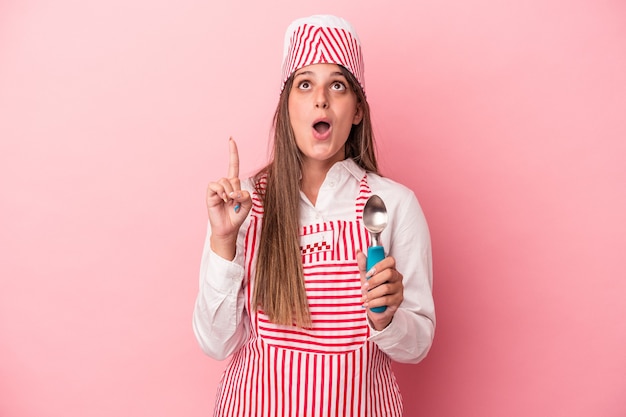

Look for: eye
[331,81,346,91]
[297,80,311,90]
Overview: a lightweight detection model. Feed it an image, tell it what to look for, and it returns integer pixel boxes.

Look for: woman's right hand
[206,138,252,260]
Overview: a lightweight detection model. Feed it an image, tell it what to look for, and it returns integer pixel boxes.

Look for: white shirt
[193,159,435,364]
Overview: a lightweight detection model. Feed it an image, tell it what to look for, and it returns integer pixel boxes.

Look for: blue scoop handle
[366,246,387,313]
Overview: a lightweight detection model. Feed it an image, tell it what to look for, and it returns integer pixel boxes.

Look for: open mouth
[313,121,331,134]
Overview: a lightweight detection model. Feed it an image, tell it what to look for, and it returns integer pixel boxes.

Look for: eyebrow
[294,70,346,78]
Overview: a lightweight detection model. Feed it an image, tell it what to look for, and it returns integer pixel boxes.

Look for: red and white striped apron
[213,175,402,417]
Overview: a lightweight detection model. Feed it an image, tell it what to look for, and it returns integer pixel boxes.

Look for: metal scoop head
[363,195,388,247]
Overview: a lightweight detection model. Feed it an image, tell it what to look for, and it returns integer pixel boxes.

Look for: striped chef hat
[281,15,365,93]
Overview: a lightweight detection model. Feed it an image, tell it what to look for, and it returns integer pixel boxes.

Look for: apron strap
[355,174,371,222]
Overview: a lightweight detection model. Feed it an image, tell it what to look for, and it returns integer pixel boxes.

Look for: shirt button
[328,181,336,187]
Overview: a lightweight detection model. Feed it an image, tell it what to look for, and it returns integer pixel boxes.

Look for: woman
[193,14,435,417]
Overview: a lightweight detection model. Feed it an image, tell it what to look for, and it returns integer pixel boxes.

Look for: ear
[352,103,364,125]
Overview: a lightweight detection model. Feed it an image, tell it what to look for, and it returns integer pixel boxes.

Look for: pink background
[1,0,625,416]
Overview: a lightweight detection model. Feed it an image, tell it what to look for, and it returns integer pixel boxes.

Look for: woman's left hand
[356,250,404,331]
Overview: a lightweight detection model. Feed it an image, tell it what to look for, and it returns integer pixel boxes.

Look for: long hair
[252,67,379,327]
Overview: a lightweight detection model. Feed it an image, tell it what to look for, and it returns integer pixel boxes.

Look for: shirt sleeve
[192,220,251,361]
[367,188,436,364]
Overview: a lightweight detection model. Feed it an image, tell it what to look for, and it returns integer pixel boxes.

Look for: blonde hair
[253,67,379,327]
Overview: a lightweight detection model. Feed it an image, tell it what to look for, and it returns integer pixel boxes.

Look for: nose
[314,87,329,109]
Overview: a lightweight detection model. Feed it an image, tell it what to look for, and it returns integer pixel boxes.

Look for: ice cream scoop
[362,194,388,313]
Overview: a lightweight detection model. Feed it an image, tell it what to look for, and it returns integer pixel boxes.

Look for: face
[288,63,363,168]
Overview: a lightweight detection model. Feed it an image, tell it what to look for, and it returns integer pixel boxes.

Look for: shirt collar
[336,158,366,181]
[298,158,367,183]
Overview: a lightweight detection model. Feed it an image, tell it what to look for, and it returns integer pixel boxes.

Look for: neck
[300,159,340,206]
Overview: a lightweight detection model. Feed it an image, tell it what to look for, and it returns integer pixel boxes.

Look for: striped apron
[213,175,403,417]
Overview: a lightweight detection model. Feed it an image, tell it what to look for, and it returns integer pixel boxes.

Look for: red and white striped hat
[281,15,365,93]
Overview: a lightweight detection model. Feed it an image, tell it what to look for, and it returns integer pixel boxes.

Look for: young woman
[193,15,435,417]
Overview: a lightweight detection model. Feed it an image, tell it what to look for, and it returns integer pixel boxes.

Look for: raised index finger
[228,137,240,179]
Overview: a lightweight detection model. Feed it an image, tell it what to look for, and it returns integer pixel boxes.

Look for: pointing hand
[206,138,252,259]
